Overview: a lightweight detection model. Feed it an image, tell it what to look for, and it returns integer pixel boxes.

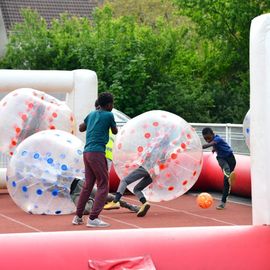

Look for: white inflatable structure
[2,14,270,270]
[1,12,270,226]
[0,69,97,188]
[250,14,270,225]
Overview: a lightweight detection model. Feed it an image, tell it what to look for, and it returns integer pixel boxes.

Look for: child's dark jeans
[76,152,109,220]
[217,154,236,203]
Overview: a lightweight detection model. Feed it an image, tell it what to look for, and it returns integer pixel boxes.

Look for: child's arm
[111,126,118,135]
[79,123,86,132]
[202,141,216,149]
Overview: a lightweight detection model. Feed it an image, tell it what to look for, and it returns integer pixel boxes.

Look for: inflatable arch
[0,69,97,187]
[0,69,97,139]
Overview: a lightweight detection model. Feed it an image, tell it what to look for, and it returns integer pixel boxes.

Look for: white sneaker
[86,218,110,228]
[72,215,84,225]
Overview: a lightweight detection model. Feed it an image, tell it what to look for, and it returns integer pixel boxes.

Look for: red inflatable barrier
[110,152,251,197]
[0,226,269,270]
[192,152,251,197]
[109,164,120,192]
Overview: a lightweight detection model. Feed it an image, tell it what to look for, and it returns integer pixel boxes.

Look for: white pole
[66,69,97,141]
[250,14,270,225]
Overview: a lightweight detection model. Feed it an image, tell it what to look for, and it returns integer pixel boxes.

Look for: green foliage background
[1,0,270,123]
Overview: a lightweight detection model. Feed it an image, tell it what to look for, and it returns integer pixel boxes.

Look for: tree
[104,0,183,26]
[1,7,213,122]
[173,0,270,122]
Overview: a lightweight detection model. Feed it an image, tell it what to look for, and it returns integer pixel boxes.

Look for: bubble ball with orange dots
[0,88,75,156]
[113,110,203,202]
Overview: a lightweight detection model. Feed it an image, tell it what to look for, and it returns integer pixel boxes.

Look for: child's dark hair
[202,127,214,136]
[97,92,114,107]
[94,99,99,108]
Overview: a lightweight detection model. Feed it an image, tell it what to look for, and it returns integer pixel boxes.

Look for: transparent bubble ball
[113,110,203,202]
[6,130,84,215]
[243,109,250,149]
[0,88,75,156]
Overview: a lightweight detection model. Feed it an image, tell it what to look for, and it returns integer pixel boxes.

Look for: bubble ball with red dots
[6,130,84,215]
[0,88,75,156]
[243,109,250,149]
[113,110,203,202]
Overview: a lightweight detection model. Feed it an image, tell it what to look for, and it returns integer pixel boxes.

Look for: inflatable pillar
[250,14,270,225]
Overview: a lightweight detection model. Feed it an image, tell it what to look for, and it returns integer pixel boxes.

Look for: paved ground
[0,189,252,234]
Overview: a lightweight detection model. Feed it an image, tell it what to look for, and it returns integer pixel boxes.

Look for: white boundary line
[100,214,142,229]
[0,192,251,232]
[149,204,236,226]
[0,213,42,232]
[189,192,252,207]
[122,194,250,226]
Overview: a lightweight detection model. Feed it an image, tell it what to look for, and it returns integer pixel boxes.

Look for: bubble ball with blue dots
[243,109,250,150]
[6,130,84,215]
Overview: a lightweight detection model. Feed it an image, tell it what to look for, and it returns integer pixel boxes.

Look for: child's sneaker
[137,202,150,217]
[216,203,225,210]
[229,171,236,186]
[72,215,84,225]
[104,201,120,210]
[86,218,110,228]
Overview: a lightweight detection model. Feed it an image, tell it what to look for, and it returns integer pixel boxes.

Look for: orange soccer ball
[197,192,213,209]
